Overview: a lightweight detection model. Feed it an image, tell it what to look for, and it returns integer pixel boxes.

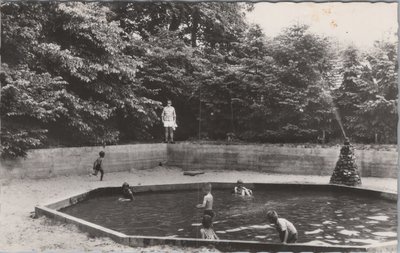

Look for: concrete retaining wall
[1,143,397,179]
[0,144,167,179]
[167,144,398,178]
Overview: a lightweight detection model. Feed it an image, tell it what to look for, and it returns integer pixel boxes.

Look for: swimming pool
[59,186,397,246]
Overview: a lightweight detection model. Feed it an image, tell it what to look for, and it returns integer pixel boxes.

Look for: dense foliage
[1,2,397,158]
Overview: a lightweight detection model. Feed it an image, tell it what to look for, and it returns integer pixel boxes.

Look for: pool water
[60,188,397,246]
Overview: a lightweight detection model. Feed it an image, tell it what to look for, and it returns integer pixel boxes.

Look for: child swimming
[119,182,134,201]
[233,179,253,196]
[266,210,298,244]
[200,214,219,240]
[196,183,215,218]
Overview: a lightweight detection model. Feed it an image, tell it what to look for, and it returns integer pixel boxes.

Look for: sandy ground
[0,166,397,252]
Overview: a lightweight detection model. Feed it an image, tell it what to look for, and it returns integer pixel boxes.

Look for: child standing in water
[120,182,134,201]
[233,179,253,196]
[200,215,219,240]
[196,183,215,219]
[266,210,298,244]
[90,151,105,181]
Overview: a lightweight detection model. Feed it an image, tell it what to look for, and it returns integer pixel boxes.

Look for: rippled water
[60,188,397,246]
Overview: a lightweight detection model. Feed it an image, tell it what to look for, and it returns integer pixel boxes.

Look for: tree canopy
[1,2,397,158]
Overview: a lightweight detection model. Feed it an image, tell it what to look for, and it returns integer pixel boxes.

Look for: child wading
[233,179,253,196]
[266,210,298,244]
[196,183,215,219]
[200,215,219,240]
[90,151,105,181]
[119,182,134,201]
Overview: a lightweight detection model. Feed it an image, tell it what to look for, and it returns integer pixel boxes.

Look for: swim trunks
[204,210,215,218]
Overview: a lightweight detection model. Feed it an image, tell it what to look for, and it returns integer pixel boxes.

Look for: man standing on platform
[161,99,177,143]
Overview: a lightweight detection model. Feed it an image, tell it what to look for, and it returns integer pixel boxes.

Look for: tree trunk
[191,7,199,47]
[230,98,234,133]
[169,10,181,31]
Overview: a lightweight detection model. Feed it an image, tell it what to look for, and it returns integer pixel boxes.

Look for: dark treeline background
[1,2,397,158]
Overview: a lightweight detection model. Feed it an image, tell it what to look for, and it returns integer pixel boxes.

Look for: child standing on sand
[196,183,215,219]
[266,210,298,244]
[90,151,105,181]
[200,214,219,240]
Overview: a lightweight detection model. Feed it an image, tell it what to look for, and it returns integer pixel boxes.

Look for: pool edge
[35,182,398,252]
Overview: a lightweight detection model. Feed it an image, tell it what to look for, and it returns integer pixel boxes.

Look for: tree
[334,40,397,143]
[1,2,160,157]
[111,2,250,48]
[357,41,397,143]
[1,2,396,158]
[0,64,65,158]
[265,24,335,142]
[112,2,252,139]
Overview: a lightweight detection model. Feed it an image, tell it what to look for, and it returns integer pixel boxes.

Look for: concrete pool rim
[35,182,397,252]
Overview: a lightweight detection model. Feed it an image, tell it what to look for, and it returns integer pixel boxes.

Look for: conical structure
[330,140,362,186]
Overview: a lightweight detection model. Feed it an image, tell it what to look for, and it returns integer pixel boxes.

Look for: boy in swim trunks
[90,151,105,181]
[196,183,215,218]
[266,210,298,244]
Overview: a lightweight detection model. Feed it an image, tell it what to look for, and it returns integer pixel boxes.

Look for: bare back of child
[196,183,215,218]
[266,210,298,244]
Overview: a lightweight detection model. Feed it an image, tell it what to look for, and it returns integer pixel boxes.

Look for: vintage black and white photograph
[0,1,398,252]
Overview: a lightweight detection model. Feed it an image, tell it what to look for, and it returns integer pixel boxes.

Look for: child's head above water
[237,179,244,186]
[203,183,212,193]
[202,215,213,229]
[99,151,105,158]
[266,210,279,223]
[122,182,129,188]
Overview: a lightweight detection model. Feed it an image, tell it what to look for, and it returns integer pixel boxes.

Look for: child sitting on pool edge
[119,182,134,201]
[266,210,298,244]
[200,214,219,240]
[233,179,253,196]
[196,183,215,219]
